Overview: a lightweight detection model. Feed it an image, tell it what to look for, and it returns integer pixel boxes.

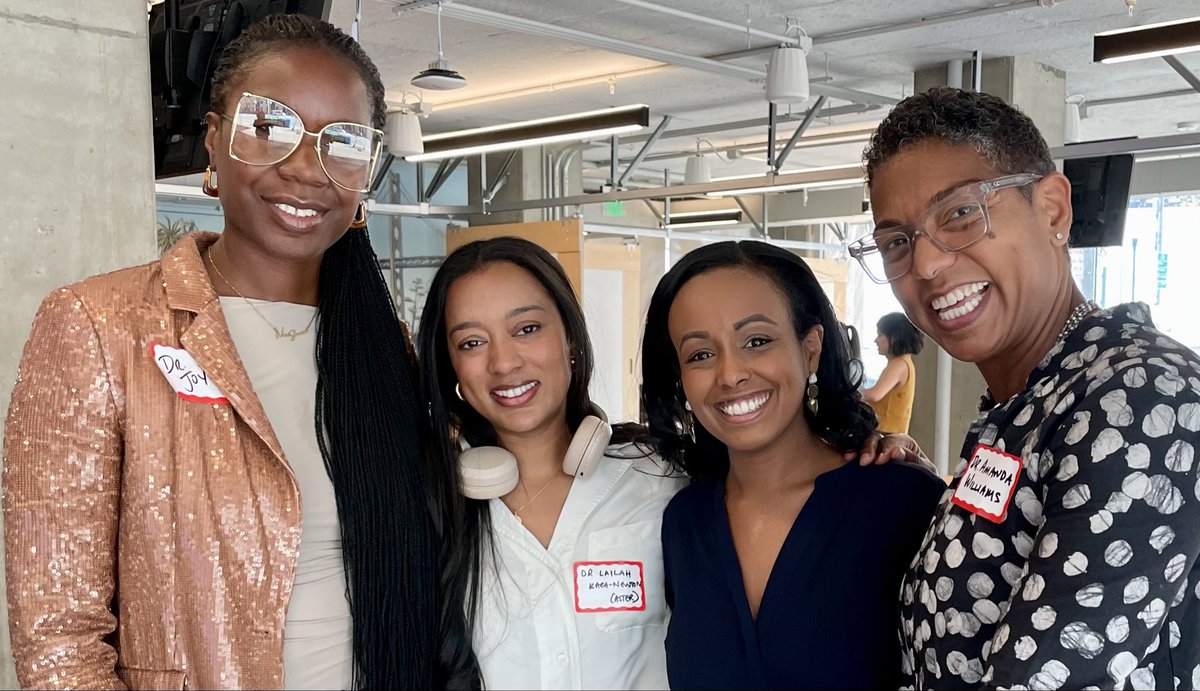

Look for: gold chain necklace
[206,250,319,342]
[510,475,562,526]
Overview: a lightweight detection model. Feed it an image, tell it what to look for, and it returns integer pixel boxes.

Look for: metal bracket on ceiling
[774,95,828,174]
[617,115,674,189]
[483,149,518,204]
[424,157,464,200]
[1163,56,1200,95]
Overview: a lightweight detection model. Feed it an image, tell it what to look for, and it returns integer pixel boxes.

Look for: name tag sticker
[151,343,228,404]
[952,444,1022,523]
[573,561,646,613]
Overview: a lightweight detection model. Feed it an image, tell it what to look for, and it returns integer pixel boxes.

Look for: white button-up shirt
[474,446,685,690]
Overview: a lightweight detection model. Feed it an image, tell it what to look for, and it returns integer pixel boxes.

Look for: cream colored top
[221,298,353,690]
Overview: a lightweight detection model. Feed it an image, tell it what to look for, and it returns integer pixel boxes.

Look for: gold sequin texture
[4,233,301,690]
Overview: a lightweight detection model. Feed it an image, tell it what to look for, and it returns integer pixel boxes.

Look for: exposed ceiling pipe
[708,0,1066,60]
[429,3,899,105]
[1081,88,1198,116]
[608,0,798,45]
[813,0,1063,45]
[622,103,881,144]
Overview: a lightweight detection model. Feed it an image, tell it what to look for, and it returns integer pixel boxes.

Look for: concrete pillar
[916,55,1068,146]
[908,55,1067,471]
[0,0,156,682]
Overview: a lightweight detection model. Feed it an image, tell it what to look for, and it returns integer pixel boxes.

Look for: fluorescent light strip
[1094,16,1200,64]
[667,218,741,229]
[406,123,646,161]
[668,209,741,218]
[707,177,864,197]
[407,105,650,162]
[421,104,650,142]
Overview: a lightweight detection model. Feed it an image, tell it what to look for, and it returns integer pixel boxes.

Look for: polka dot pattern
[900,304,1200,690]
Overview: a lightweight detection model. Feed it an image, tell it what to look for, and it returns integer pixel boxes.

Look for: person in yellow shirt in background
[862,312,924,434]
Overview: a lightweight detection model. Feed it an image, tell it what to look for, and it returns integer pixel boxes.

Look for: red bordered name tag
[150,343,228,404]
[573,561,646,613]
[951,444,1022,523]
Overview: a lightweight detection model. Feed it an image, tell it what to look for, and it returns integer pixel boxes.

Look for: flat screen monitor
[1063,153,1135,248]
[149,0,332,179]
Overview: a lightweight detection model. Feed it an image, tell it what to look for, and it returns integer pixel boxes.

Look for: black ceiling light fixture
[1093,16,1200,63]
[412,0,467,90]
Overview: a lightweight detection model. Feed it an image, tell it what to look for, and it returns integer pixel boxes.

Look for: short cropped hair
[863,86,1056,189]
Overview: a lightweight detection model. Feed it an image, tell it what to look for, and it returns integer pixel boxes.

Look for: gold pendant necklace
[510,475,560,526]
[206,249,319,341]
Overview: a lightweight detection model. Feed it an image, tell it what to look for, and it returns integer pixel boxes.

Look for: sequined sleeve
[3,288,125,690]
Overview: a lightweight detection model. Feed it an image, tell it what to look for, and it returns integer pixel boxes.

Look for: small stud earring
[1055,232,1064,241]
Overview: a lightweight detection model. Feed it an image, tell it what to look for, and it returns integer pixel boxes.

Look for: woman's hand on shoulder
[846,431,936,473]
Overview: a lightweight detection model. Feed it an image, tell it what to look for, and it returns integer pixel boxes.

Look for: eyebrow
[447,305,546,336]
[677,313,778,346]
[734,313,777,330]
[874,177,987,232]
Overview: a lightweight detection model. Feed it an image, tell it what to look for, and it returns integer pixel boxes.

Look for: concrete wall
[0,1,156,684]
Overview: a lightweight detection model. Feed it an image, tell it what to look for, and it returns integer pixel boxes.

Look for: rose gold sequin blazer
[5,232,309,690]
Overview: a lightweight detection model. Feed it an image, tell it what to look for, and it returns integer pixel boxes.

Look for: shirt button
[556,653,569,667]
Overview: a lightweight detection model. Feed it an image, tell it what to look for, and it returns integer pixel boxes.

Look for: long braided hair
[210,15,477,689]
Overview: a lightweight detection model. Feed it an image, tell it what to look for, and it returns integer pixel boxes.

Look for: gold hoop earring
[202,165,219,197]
[805,372,819,416]
[350,201,369,229]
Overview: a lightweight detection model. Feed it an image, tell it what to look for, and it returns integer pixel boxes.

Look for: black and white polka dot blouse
[900,303,1200,690]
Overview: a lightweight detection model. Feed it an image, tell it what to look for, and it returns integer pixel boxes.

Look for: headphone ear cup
[459,446,519,500]
[562,415,612,479]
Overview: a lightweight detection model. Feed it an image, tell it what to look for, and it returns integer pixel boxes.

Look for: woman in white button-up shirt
[418,237,684,690]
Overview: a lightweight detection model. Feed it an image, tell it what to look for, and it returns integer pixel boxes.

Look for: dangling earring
[805,372,819,416]
[455,383,464,401]
[682,400,696,442]
[350,201,369,229]
[202,165,219,197]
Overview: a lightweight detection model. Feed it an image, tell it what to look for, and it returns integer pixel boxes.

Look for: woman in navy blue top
[641,241,945,689]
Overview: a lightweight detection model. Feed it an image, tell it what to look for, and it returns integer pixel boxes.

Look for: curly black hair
[209,13,388,129]
[640,241,877,480]
[863,86,1055,191]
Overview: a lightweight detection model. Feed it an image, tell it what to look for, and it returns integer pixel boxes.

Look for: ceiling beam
[429,3,899,105]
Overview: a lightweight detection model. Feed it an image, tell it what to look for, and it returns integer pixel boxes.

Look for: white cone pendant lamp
[766,44,810,104]
[387,110,424,157]
[684,140,711,184]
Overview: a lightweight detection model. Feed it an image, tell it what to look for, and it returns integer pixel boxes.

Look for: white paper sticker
[151,343,228,404]
[573,561,646,613]
[952,444,1022,523]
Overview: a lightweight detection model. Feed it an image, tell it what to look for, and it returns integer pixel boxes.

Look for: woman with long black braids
[3,15,475,690]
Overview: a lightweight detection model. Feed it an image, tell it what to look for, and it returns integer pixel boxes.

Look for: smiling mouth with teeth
[931,281,989,321]
[716,391,771,417]
[493,381,538,399]
[275,202,320,219]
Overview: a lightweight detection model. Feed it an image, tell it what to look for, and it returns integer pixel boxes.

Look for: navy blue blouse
[662,460,945,690]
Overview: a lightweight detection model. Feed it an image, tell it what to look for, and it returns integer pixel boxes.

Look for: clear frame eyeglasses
[220,92,384,193]
[847,173,1043,284]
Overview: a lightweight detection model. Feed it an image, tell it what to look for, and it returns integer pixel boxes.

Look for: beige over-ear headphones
[458,415,612,500]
